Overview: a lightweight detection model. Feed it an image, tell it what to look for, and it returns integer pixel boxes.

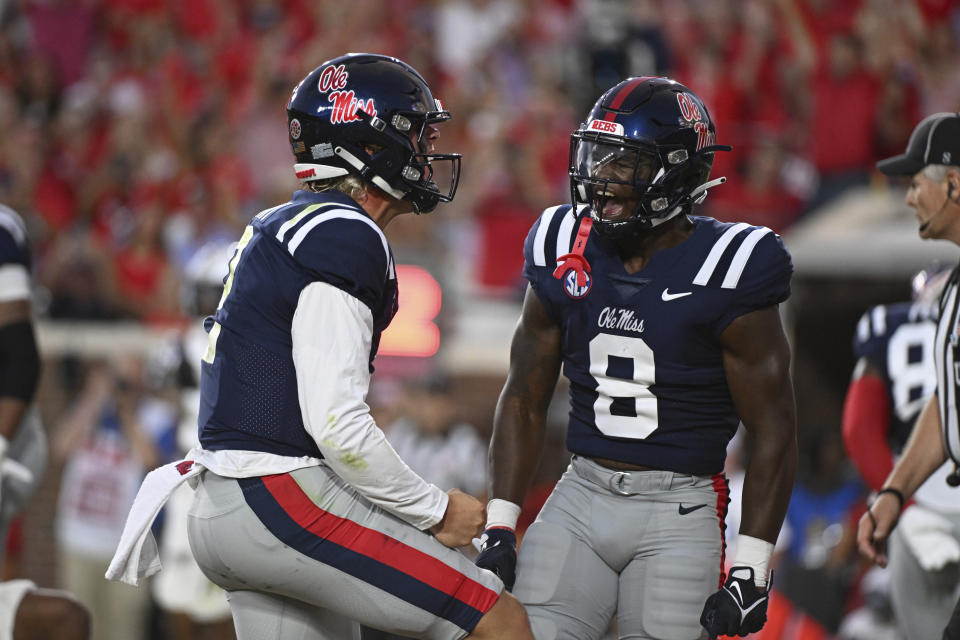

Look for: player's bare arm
[475,285,562,590]
[720,304,797,545]
[857,393,948,567]
[701,304,796,636]
[489,285,563,504]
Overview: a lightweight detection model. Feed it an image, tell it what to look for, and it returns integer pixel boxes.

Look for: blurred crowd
[0,0,956,312]
[2,0,960,638]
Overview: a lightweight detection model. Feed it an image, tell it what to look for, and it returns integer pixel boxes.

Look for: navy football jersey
[0,204,30,272]
[199,190,398,458]
[523,205,792,475]
[853,301,938,452]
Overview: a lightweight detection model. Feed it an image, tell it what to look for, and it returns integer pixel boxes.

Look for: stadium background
[3,0,959,638]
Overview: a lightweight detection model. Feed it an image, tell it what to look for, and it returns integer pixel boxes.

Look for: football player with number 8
[476,77,797,639]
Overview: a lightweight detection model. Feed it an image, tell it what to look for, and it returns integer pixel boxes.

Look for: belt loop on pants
[572,455,647,495]
[571,455,688,494]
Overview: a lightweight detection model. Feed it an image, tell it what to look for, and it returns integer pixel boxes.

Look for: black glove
[700,566,769,638]
[474,528,517,590]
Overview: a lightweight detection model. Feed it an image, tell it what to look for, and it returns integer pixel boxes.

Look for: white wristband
[485,498,521,531]
[0,435,8,461]
[733,534,774,588]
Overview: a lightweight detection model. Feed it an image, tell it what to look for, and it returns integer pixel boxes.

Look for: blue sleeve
[715,232,792,333]
[0,226,29,270]
[292,218,390,312]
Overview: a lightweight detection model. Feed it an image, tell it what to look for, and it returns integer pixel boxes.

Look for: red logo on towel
[176,461,194,475]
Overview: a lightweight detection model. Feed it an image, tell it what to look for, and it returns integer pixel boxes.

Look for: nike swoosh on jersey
[678,503,708,515]
[662,288,693,301]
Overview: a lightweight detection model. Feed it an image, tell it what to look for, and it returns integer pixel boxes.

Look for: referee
[856,112,960,640]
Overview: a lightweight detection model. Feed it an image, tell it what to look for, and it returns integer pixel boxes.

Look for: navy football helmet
[287,53,461,214]
[569,76,731,237]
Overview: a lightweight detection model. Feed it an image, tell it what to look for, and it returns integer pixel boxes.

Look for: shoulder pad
[266,200,393,305]
[523,204,587,270]
[0,205,29,269]
[854,304,889,360]
[853,301,928,359]
[691,223,790,291]
[275,201,390,271]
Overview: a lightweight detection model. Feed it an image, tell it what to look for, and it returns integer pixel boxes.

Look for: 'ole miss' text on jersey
[524,205,792,475]
[198,190,398,458]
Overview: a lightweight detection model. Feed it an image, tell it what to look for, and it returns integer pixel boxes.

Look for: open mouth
[595,190,630,221]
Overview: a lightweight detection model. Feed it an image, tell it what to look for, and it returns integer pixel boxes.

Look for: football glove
[700,566,769,638]
[474,527,517,591]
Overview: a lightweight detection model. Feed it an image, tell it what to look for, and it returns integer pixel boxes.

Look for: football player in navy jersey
[474,77,798,639]
[171,54,531,640]
[843,267,960,640]
[0,204,89,639]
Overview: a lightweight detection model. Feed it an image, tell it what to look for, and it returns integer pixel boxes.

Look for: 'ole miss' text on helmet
[287,53,461,214]
[569,77,731,237]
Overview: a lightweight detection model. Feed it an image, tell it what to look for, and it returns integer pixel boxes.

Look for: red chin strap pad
[553,216,593,286]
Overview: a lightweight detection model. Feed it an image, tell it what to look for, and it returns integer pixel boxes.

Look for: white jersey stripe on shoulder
[533,206,564,267]
[554,207,576,264]
[870,305,887,336]
[287,209,390,272]
[275,204,326,243]
[255,202,287,222]
[856,313,870,344]
[721,227,773,289]
[693,222,750,286]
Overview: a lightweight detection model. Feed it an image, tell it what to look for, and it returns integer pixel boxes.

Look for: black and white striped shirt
[935,264,960,463]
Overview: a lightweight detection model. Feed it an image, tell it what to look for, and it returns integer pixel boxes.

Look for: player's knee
[470,591,533,640]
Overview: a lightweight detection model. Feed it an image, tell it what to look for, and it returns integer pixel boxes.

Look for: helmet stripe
[603,76,654,121]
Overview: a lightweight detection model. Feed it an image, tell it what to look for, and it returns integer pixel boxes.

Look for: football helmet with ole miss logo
[287,53,461,214]
[569,76,731,237]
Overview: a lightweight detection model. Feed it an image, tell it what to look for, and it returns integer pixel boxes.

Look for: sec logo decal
[563,269,591,299]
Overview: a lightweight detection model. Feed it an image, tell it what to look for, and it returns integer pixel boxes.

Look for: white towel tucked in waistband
[105,455,203,586]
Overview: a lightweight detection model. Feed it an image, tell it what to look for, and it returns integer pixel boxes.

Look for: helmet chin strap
[690,176,727,202]
[642,175,728,228]
[334,146,408,200]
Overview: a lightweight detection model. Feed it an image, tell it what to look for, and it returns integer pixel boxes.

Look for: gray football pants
[888,513,960,640]
[514,456,727,640]
[187,464,503,640]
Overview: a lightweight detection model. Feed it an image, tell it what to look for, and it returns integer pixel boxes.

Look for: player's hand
[474,527,517,590]
[700,567,768,638]
[856,491,901,568]
[430,489,484,548]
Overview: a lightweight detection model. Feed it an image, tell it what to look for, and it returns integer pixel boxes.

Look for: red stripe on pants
[261,474,499,613]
